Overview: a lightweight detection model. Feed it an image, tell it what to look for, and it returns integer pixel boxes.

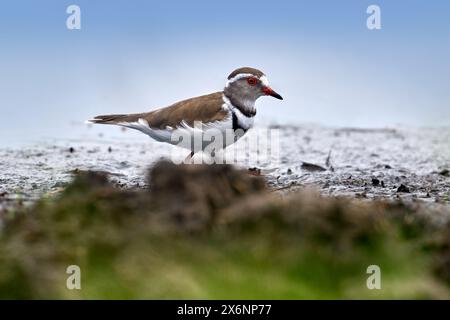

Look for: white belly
[120,115,248,151]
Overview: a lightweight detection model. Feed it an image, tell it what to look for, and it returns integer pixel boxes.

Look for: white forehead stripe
[225,73,268,87]
[259,75,269,86]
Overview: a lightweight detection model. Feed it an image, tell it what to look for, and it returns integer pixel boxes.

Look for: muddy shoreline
[1,125,449,218]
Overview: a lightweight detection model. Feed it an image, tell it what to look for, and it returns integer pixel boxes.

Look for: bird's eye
[247,77,257,86]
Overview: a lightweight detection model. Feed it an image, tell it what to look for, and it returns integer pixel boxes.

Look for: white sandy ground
[0,125,449,223]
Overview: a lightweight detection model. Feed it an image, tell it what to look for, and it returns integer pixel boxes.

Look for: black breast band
[232,112,248,133]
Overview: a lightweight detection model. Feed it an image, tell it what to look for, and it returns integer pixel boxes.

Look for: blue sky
[0,0,449,144]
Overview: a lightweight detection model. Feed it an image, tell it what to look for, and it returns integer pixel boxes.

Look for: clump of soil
[149,161,266,230]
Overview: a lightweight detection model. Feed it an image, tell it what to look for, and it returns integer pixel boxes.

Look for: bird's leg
[184,151,195,164]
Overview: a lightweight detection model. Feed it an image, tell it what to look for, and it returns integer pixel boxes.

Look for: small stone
[287,168,292,175]
[248,167,261,176]
[69,147,75,153]
[372,178,380,186]
[356,192,367,198]
[397,184,410,193]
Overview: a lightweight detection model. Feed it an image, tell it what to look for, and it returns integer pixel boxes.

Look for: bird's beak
[262,86,283,100]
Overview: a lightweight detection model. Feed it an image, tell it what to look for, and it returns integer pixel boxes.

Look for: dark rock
[439,169,449,177]
[287,168,292,175]
[69,147,75,153]
[372,178,380,186]
[385,165,392,169]
[301,162,326,172]
[397,184,410,193]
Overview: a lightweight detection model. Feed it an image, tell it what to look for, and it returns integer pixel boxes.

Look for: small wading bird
[88,67,283,162]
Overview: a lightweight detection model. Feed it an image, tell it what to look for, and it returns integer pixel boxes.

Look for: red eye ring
[247,77,257,86]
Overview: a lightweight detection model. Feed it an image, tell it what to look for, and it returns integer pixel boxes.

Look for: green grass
[58,232,440,299]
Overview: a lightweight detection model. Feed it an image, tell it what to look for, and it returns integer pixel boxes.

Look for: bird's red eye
[247,77,257,86]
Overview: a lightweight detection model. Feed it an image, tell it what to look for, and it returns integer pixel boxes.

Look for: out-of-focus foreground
[0,162,449,299]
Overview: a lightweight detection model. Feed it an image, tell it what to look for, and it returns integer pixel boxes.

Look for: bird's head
[224,67,283,111]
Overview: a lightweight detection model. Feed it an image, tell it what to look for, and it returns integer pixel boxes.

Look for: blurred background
[0,0,449,146]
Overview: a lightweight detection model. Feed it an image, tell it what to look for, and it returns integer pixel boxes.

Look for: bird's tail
[86,113,170,143]
[86,113,143,125]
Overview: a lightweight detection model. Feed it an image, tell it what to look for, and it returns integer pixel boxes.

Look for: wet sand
[1,125,449,219]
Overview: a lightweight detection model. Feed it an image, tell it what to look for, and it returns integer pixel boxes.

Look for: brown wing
[90,92,229,129]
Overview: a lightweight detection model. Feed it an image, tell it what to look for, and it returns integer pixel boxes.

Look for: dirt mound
[149,161,266,229]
